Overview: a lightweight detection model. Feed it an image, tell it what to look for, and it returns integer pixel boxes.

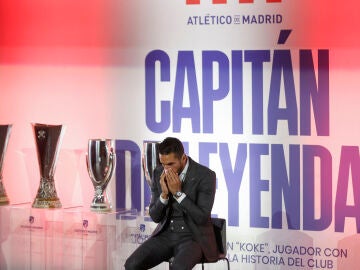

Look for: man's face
[159,153,186,174]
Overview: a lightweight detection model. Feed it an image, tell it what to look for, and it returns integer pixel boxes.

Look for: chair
[169,217,230,269]
[204,217,230,270]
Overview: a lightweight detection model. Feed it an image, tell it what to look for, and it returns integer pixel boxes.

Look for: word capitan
[145,49,329,136]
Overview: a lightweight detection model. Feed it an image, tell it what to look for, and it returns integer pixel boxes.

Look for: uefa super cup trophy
[142,141,160,214]
[32,123,64,209]
[86,139,116,212]
[0,125,12,206]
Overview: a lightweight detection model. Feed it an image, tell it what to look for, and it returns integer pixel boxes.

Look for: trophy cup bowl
[86,139,116,212]
[142,141,160,189]
[0,125,12,206]
[32,123,64,209]
[142,141,160,214]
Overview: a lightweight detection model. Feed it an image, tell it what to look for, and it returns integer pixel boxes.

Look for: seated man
[125,137,218,270]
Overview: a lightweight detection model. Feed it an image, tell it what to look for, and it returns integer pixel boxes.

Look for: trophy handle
[104,148,116,185]
[85,154,96,183]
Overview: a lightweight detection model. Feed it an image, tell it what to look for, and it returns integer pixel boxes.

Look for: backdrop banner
[113,1,360,269]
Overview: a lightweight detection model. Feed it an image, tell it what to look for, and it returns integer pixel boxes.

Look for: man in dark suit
[125,137,218,270]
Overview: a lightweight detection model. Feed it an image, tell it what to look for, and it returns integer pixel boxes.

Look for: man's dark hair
[158,137,184,159]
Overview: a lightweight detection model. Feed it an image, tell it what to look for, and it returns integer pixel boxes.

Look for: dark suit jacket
[148,156,218,262]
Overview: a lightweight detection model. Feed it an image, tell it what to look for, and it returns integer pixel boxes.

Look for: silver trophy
[143,141,160,214]
[0,125,12,206]
[32,123,64,209]
[143,141,161,189]
[86,139,116,212]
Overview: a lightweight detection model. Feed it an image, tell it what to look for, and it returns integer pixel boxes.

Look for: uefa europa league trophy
[86,139,116,212]
[0,125,12,206]
[32,123,64,209]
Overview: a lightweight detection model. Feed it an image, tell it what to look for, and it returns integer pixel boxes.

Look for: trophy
[32,123,64,209]
[0,125,12,206]
[86,139,116,212]
[143,141,160,189]
[142,141,160,213]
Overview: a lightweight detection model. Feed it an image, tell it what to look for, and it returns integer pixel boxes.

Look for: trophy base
[0,196,10,206]
[32,198,62,209]
[90,203,112,213]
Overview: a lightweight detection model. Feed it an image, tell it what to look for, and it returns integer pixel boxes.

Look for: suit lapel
[182,158,197,194]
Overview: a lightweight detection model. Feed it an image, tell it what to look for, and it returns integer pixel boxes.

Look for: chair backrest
[211,218,227,256]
